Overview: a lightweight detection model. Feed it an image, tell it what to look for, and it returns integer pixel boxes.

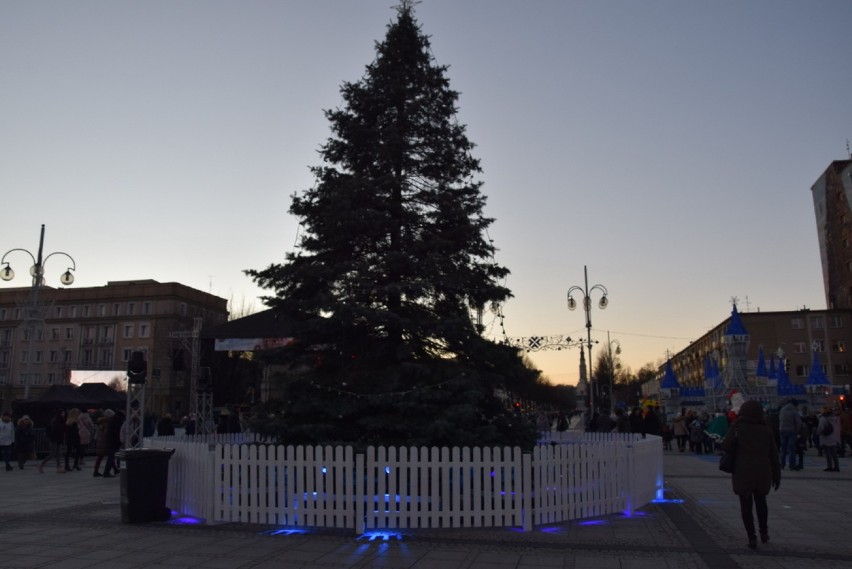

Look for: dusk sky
[2,1,851,385]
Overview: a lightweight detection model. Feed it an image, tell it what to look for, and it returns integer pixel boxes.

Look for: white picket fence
[146,432,662,534]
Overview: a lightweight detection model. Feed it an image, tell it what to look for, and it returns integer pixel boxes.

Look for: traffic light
[127,351,147,384]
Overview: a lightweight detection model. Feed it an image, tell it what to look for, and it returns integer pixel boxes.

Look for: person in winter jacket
[777,399,802,470]
[0,411,14,471]
[64,408,82,472]
[721,399,781,550]
[38,409,67,474]
[817,406,841,472]
[15,415,35,470]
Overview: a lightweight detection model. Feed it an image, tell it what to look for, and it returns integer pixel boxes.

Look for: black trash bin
[115,448,175,523]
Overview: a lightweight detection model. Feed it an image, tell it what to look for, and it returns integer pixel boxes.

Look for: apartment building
[0,280,228,415]
[812,158,852,309]
[666,308,852,392]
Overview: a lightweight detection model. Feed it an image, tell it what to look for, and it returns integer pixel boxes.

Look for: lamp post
[607,331,621,410]
[567,266,609,415]
[1,224,77,397]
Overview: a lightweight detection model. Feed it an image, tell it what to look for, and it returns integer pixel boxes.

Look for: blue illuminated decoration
[359,530,405,541]
[651,498,684,504]
[578,519,609,526]
[260,528,312,536]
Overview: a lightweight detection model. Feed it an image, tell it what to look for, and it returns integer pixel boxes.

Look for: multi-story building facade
[812,158,852,309]
[666,308,851,393]
[0,280,228,415]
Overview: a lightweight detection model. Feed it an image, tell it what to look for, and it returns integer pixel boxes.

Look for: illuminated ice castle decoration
[721,303,751,395]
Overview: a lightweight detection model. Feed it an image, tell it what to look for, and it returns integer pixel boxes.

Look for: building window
[180,303,187,317]
[0,308,5,321]
[830,316,843,328]
[791,318,804,329]
[123,324,133,339]
[20,351,28,364]
[793,342,807,353]
[55,306,62,318]
[34,351,43,364]
[0,373,7,385]
[49,350,58,363]
[64,350,72,363]
[102,326,113,343]
[101,349,113,367]
[834,363,850,376]
[127,302,135,316]
[51,328,59,341]
[0,351,8,367]
[22,329,31,341]
[122,348,132,362]
[833,341,847,353]
[65,327,74,340]
[14,308,21,320]
[113,303,121,316]
[83,349,93,365]
[36,328,44,341]
[139,323,150,338]
[143,301,152,315]
[795,365,808,377]
[98,304,107,317]
[2,329,12,344]
[69,306,77,318]
[47,372,56,385]
[811,317,824,329]
[813,340,825,352]
[83,305,91,318]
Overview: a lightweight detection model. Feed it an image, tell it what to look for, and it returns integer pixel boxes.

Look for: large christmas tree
[247,2,538,448]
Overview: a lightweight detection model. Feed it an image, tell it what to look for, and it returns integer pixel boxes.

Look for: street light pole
[1,225,77,398]
[567,266,609,415]
[607,331,621,410]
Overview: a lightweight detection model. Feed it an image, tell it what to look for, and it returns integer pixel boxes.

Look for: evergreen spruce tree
[247,3,538,449]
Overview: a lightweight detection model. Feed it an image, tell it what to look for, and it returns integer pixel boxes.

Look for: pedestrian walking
[672,412,689,452]
[778,399,802,470]
[77,410,94,466]
[721,399,781,550]
[64,408,83,472]
[817,406,841,472]
[38,409,67,474]
[92,410,113,477]
[15,415,34,470]
[0,411,14,471]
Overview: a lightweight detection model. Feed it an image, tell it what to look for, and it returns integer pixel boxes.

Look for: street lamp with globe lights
[1,226,76,289]
[0,225,77,396]
[567,265,609,416]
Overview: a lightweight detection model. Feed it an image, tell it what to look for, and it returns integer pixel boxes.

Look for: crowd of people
[0,405,248,476]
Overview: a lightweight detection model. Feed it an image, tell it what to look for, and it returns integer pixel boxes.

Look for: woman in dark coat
[721,400,781,549]
[15,415,35,469]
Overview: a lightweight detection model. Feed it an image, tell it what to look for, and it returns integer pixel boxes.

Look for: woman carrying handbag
[720,400,781,550]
